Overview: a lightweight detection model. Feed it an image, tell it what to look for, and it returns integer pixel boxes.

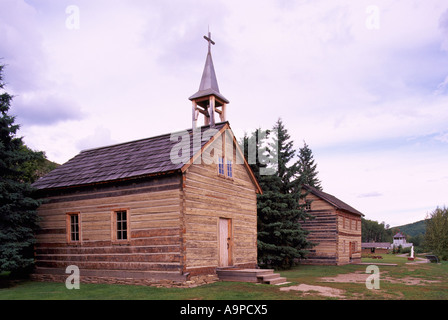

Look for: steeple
[189,31,229,128]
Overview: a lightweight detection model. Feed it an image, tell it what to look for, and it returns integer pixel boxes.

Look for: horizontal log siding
[336,209,362,265]
[301,209,338,265]
[35,176,184,278]
[182,141,258,274]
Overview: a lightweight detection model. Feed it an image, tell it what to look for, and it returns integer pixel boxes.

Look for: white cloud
[0,0,43,91]
[76,126,116,151]
[434,75,448,95]
[12,91,84,125]
[435,131,448,143]
[358,192,383,198]
[439,8,448,51]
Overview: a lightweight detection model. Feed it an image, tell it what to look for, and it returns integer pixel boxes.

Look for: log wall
[301,210,338,265]
[34,175,187,281]
[336,210,362,264]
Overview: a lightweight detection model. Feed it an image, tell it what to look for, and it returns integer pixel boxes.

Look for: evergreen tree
[243,119,313,269]
[361,218,393,243]
[0,64,42,274]
[297,141,322,190]
[424,207,448,261]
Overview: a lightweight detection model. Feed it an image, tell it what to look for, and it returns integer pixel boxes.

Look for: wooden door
[219,218,232,267]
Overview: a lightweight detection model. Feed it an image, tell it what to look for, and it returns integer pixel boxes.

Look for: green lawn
[1,254,447,300]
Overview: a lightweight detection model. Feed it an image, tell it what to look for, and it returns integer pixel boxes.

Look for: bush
[424,207,448,261]
[401,247,411,254]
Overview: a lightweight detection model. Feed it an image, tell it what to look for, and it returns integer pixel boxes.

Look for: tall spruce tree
[297,141,322,190]
[242,119,313,269]
[0,64,42,274]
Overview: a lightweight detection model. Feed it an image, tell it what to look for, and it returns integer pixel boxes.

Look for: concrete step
[216,268,273,283]
[216,268,286,285]
[264,276,287,285]
[257,273,281,281]
[274,281,291,286]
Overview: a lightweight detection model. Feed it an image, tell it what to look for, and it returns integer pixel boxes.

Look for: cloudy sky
[1,0,448,226]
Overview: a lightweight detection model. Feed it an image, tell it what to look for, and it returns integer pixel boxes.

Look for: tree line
[362,207,448,260]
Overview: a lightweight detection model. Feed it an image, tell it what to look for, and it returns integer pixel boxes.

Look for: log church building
[32,32,262,285]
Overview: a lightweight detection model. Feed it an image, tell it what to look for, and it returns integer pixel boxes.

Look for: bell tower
[189,31,229,128]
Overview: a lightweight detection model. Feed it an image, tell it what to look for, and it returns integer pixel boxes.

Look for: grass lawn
[1,254,447,300]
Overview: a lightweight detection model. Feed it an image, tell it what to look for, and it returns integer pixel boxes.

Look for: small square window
[305,201,311,211]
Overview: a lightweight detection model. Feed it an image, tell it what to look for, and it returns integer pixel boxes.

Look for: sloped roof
[361,242,391,249]
[189,50,229,104]
[303,184,364,216]
[393,232,405,238]
[32,122,228,190]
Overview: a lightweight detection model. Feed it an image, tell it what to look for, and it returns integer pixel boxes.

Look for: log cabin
[301,185,363,265]
[31,32,261,285]
[361,242,391,254]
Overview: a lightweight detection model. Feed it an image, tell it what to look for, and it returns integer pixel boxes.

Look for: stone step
[216,268,273,283]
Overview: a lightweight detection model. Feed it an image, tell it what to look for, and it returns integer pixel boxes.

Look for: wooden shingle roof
[32,122,228,190]
[303,184,364,216]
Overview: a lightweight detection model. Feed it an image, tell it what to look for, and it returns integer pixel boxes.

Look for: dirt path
[280,284,345,298]
[279,255,438,299]
[395,253,430,264]
[319,271,371,284]
[319,270,440,286]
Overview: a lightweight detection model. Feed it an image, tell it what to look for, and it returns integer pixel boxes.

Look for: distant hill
[392,219,427,237]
